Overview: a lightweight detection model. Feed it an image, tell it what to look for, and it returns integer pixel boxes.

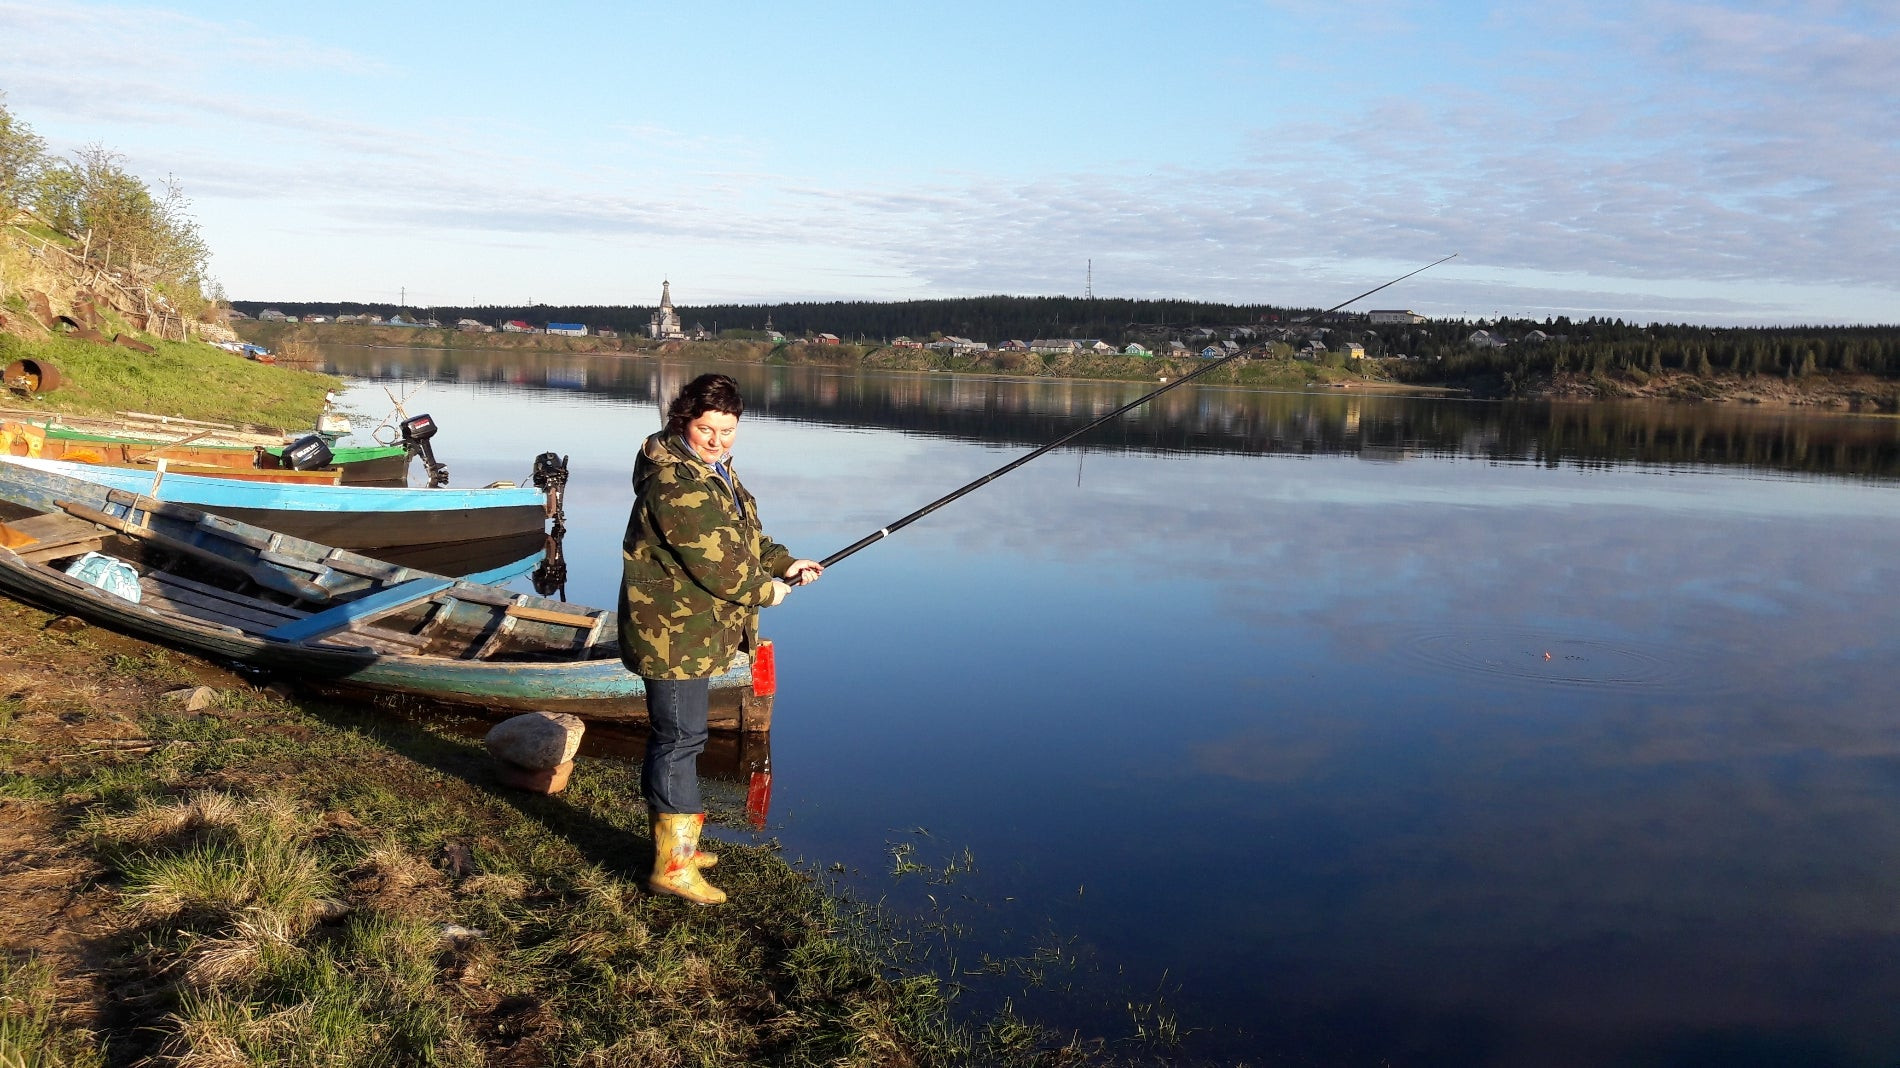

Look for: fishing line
[815,254,1458,569]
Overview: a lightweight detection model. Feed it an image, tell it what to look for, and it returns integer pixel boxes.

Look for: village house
[928,336,986,355]
[1124,343,1149,355]
[1029,339,1080,354]
[501,320,533,333]
[547,322,588,337]
[1002,339,1030,351]
[1342,342,1366,360]
[1467,329,1507,349]
[456,319,493,333]
[814,333,841,346]
[892,337,924,349]
[1369,309,1427,325]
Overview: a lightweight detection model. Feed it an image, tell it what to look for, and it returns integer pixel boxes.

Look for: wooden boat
[0,416,411,485]
[0,479,774,732]
[0,456,553,563]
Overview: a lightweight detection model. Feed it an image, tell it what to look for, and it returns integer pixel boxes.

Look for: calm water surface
[324,347,1900,1067]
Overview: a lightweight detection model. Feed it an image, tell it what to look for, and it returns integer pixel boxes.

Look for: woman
[619,373,821,904]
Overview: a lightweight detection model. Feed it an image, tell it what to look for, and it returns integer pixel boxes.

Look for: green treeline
[1382,317,1900,390]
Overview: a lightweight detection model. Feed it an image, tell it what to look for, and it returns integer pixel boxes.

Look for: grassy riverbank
[1,332,338,431]
[0,597,1086,1066]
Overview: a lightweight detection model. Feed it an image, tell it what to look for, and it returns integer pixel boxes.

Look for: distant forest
[230,295,1300,344]
[229,296,1900,382]
[1388,318,1900,386]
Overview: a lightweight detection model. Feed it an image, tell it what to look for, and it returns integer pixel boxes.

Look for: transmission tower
[1085,259,1093,300]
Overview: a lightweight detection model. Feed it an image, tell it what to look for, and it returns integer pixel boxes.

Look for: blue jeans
[642,677,708,814]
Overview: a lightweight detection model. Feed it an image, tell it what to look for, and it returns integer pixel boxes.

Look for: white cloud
[3,0,1895,322]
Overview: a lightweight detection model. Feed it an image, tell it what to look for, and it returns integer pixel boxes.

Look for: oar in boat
[814,254,1459,570]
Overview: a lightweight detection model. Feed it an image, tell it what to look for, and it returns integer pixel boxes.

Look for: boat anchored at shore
[0,466,774,732]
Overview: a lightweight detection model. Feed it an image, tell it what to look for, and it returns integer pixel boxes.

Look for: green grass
[0,954,103,1068]
[1,654,1092,1066]
[0,332,337,430]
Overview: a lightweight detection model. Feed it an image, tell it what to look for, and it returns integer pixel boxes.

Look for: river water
[320,345,1900,1067]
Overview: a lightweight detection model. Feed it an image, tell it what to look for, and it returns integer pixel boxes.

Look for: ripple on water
[1391,625,1718,695]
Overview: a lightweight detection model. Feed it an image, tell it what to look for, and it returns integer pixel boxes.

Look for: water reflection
[384,698,775,829]
[318,347,1900,481]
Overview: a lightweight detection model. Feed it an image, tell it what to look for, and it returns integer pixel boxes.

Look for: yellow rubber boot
[648,812,726,905]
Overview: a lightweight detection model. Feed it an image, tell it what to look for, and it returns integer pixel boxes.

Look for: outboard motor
[531,451,569,534]
[282,434,335,472]
[400,413,449,488]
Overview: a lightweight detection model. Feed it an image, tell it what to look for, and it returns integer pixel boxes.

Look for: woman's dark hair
[664,373,745,436]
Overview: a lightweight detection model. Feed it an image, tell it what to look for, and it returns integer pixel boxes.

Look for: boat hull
[0,551,770,731]
[4,422,410,485]
[0,456,548,551]
[0,474,772,732]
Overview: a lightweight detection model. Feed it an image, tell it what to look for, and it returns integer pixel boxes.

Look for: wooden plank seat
[0,512,108,564]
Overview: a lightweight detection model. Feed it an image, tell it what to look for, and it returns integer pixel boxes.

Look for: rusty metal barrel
[3,359,62,396]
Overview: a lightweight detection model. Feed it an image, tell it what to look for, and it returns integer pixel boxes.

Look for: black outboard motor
[531,451,569,535]
[282,434,335,472]
[400,413,449,488]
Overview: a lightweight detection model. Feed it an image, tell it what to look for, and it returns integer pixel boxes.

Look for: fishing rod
[815,253,1458,570]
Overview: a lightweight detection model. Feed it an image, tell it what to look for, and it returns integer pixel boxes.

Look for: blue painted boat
[0,469,772,731]
[0,455,552,560]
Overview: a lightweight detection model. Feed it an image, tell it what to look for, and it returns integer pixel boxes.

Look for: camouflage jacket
[617,431,794,680]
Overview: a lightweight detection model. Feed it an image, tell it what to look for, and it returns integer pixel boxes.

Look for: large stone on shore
[484,711,584,771]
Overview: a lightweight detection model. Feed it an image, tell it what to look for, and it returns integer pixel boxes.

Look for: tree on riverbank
[0,91,46,219]
[1383,317,1900,395]
[0,94,214,321]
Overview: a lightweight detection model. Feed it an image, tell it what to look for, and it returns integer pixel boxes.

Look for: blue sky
[3,0,1896,325]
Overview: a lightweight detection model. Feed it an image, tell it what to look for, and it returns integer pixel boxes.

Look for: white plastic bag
[64,552,142,603]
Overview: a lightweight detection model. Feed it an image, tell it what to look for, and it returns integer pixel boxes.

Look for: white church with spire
[647,280,685,340]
